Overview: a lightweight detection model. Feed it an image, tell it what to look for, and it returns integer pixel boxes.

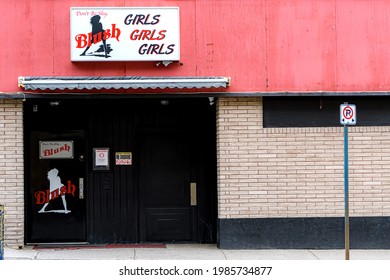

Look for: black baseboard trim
[218,217,390,249]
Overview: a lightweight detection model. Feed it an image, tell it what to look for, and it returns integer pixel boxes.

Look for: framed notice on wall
[115,152,132,165]
[93,148,110,171]
[70,7,180,62]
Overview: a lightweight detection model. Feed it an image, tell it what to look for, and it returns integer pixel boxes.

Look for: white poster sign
[70,7,180,61]
[95,149,109,166]
[115,152,132,165]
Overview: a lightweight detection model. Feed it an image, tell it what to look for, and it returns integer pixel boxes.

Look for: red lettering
[111,24,121,41]
[103,29,111,40]
[76,11,89,16]
[43,149,52,157]
[92,32,102,44]
[75,34,88,48]
[46,189,50,203]
[75,24,121,48]
[50,189,59,200]
[34,180,77,205]
[145,30,152,40]
[67,180,76,196]
[60,185,67,196]
[130,29,140,40]
[158,30,166,40]
[34,191,46,204]
[130,29,166,41]
[60,144,70,152]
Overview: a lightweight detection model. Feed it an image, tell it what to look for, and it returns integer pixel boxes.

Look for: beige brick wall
[217,97,390,219]
[0,99,24,248]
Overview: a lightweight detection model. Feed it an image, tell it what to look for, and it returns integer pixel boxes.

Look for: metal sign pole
[340,102,355,260]
[344,125,350,260]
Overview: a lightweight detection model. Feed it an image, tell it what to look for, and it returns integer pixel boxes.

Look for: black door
[27,131,86,243]
[139,126,192,241]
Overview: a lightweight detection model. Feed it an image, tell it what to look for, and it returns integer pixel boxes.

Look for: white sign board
[95,149,109,166]
[340,104,357,125]
[70,7,180,62]
[115,152,132,165]
[39,141,74,159]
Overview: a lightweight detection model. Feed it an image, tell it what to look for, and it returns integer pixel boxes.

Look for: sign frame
[70,7,180,62]
[115,152,132,166]
[340,104,357,126]
[39,141,74,159]
[93,148,110,171]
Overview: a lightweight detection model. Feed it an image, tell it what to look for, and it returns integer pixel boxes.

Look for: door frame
[25,130,87,244]
[137,125,195,242]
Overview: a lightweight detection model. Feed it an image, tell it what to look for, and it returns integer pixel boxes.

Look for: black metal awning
[18,76,230,91]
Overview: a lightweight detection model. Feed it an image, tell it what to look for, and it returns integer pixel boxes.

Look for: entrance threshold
[31,243,167,250]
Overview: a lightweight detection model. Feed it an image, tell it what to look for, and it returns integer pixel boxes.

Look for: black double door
[26,99,216,244]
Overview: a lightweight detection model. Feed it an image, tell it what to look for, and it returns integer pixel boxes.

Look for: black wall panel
[264,96,390,127]
[218,217,390,249]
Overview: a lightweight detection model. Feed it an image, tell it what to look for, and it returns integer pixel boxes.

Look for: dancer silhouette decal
[36,168,76,214]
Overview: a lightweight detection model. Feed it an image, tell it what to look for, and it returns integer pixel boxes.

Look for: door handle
[190,182,197,206]
[79,178,84,199]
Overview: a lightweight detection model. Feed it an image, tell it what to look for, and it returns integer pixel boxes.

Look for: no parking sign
[340,104,356,125]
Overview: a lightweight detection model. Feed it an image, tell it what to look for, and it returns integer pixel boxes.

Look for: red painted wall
[1,0,390,93]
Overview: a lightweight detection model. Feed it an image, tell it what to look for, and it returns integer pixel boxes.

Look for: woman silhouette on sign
[80,15,109,57]
[38,168,70,214]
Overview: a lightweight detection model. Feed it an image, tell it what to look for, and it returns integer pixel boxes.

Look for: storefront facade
[2,0,390,249]
[23,97,217,244]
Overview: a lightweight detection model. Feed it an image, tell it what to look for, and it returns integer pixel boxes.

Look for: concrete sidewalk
[4,244,390,260]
